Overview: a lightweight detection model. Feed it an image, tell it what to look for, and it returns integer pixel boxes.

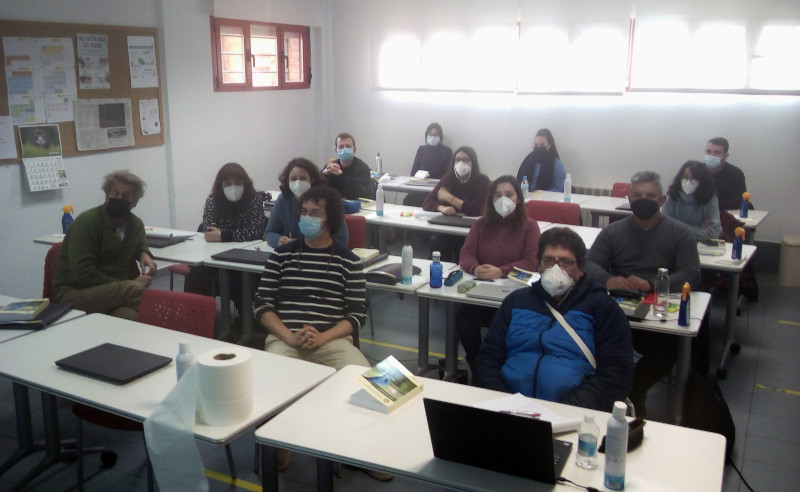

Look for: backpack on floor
[682,372,736,461]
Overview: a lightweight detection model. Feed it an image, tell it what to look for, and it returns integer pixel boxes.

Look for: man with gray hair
[585,170,700,417]
[53,170,157,320]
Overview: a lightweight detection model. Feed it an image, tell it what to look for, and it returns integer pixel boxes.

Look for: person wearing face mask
[322,132,375,200]
[184,163,268,306]
[585,171,700,417]
[662,161,722,241]
[53,170,156,320]
[410,122,453,180]
[455,176,541,379]
[703,137,752,211]
[475,227,633,411]
[515,128,567,192]
[265,158,349,249]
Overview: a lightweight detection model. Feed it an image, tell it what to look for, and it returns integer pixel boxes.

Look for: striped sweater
[253,239,366,332]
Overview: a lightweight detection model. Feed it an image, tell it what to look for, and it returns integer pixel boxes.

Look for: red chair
[611,182,631,198]
[525,201,582,225]
[344,214,367,251]
[43,242,62,300]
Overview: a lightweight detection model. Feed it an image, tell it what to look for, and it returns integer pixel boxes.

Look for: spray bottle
[739,192,751,218]
[678,282,691,326]
[61,205,74,233]
[732,227,745,260]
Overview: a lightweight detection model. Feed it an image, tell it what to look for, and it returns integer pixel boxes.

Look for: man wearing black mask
[585,171,700,417]
[53,170,156,320]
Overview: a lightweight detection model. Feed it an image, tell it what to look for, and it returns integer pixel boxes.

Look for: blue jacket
[476,276,633,411]
[265,192,349,249]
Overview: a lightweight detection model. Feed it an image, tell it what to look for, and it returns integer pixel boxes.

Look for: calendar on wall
[18,123,69,192]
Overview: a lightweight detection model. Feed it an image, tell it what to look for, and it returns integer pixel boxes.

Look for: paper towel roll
[196,347,253,425]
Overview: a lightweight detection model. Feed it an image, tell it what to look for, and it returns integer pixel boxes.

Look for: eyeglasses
[300,208,325,219]
[540,256,576,269]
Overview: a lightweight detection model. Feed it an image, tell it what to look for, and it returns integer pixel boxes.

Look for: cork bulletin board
[0,19,164,163]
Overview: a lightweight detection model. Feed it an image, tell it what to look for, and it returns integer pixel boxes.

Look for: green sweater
[53,204,150,296]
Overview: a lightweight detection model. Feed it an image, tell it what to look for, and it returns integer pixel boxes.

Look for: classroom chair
[43,242,141,300]
[344,214,371,341]
[71,290,235,491]
[611,182,631,198]
[525,200,582,226]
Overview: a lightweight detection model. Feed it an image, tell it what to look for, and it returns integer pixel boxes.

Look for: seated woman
[265,158,348,249]
[184,163,267,312]
[422,146,490,261]
[516,128,567,192]
[662,160,722,241]
[457,175,541,379]
[410,122,453,180]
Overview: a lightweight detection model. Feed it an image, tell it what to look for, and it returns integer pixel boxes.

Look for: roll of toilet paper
[196,347,253,425]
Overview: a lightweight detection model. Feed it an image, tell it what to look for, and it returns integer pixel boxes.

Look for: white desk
[726,209,769,244]
[580,196,631,226]
[525,190,598,205]
[255,365,726,492]
[540,223,602,247]
[378,175,437,194]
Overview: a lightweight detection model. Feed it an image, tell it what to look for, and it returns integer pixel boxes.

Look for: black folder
[55,343,172,385]
[211,248,271,265]
[146,235,190,248]
[427,215,478,228]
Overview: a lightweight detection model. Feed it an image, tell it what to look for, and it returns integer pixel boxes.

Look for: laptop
[428,215,478,228]
[406,178,440,187]
[146,235,190,248]
[55,343,172,385]
[211,248,271,265]
[423,398,572,484]
[465,282,525,302]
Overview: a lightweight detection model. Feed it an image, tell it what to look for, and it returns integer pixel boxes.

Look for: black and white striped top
[253,239,366,332]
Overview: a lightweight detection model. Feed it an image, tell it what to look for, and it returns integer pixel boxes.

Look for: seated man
[476,227,633,412]
[585,171,701,417]
[53,170,157,320]
[322,132,375,199]
[703,137,751,211]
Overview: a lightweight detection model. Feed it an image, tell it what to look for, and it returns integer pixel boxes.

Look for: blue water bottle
[61,205,74,233]
[739,192,750,218]
[429,251,443,288]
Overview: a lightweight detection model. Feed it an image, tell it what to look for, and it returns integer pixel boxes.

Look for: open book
[507,266,539,285]
[0,298,50,322]
[350,355,424,413]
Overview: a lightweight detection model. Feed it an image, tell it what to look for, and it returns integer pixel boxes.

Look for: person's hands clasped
[278,236,294,246]
[606,275,651,292]
[323,162,342,176]
[297,324,326,350]
[135,273,153,287]
[204,226,222,242]
[473,264,503,280]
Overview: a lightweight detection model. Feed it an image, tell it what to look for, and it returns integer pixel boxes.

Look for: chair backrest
[43,242,63,301]
[137,289,217,338]
[525,201,581,225]
[611,182,631,198]
[344,214,367,250]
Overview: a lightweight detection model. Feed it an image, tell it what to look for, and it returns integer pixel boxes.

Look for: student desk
[363,204,474,251]
[0,313,335,489]
[525,189,598,205]
[378,175,437,194]
[579,196,631,226]
[726,209,769,244]
[255,364,726,492]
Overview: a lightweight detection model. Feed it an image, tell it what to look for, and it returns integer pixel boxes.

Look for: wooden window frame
[210,16,311,92]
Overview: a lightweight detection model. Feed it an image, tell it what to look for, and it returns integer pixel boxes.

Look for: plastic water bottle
[61,205,74,233]
[376,184,385,216]
[401,242,413,285]
[563,173,572,202]
[429,251,443,288]
[653,267,669,318]
[375,152,383,174]
[576,414,600,470]
[176,341,196,380]
[604,401,628,491]
[520,175,529,193]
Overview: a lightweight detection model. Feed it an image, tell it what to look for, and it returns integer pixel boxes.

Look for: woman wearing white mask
[456,175,541,378]
[422,145,490,216]
[661,160,722,241]
[265,158,349,249]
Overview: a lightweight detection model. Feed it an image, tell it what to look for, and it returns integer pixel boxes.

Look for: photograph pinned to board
[18,123,70,192]
[76,33,110,89]
[74,98,134,150]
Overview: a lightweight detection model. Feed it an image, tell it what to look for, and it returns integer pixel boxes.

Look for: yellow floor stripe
[360,338,447,359]
[755,384,800,396]
[205,469,262,491]
[778,320,800,327]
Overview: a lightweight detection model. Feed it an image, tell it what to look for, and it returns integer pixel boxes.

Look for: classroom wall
[329,0,800,245]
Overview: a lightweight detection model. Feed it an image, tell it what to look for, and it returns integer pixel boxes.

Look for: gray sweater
[585,214,701,292]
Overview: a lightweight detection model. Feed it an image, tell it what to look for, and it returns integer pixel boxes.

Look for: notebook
[428,215,478,228]
[55,343,172,385]
[0,302,73,330]
[210,248,271,265]
[609,290,651,321]
[423,398,572,484]
[465,282,525,302]
[146,235,190,248]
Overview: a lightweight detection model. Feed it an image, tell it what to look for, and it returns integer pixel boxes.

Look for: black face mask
[532,147,548,161]
[106,197,132,219]
[630,198,659,220]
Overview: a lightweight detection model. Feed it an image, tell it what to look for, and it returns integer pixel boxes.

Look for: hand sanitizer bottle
[604,401,628,490]
[401,242,413,285]
[176,342,196,380]
[739,192,751,218]
[61,205,74,233]
[563,173,572,203]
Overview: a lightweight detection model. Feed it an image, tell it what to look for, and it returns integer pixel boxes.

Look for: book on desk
[350,355,423,413]
[0,298,50,322]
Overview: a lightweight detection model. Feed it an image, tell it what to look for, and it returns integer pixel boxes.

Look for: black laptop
[146,235,190,248]
[55,343,172,385]
[211,248,271,265]
[427,215,478,228]
[423,398,572,484]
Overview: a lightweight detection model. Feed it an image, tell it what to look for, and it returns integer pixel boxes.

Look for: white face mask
[454,160,471,180]
[289,179,311,199]
[493,196,516,218]
[681,178,699,196]
[223,184,244,202]
[540,264,575,297]
[427,135,441,146]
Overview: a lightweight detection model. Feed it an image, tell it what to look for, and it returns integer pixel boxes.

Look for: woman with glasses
[265,157,349,249]
[456,175,541,380]
[661,160,722,241]
[516,128,567,192]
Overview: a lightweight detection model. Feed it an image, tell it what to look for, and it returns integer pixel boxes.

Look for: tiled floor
[1,271,798,491]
